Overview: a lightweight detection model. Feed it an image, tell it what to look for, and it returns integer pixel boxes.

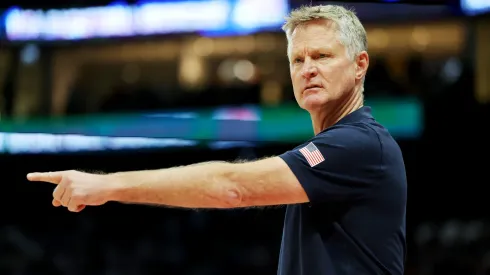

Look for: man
[28,5,407,275]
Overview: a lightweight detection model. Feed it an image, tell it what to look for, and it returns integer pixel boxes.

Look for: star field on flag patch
[299,142,325,167]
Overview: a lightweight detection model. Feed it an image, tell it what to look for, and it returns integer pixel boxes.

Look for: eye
[293,57,303,64]
[318,53,330,59]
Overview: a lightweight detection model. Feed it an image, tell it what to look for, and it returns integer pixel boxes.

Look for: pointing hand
[27,170,116,212]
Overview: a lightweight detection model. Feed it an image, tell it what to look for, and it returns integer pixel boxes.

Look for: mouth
[304,84,322,92]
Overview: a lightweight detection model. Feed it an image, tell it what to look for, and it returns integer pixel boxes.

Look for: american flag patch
[299,142,325,167]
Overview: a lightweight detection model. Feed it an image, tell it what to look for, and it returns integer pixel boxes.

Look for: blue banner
[1,0,289,41]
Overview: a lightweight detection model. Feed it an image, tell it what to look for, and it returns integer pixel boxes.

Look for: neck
[311,87,364,135]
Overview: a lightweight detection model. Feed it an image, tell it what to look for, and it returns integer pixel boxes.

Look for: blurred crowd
[62,55,471,115]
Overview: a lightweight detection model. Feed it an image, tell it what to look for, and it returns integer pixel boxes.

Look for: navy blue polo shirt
[278,106,407,275]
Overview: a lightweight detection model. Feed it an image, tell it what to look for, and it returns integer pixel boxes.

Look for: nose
[301,59,318,79]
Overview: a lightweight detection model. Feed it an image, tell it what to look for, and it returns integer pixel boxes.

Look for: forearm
[108,161,241,209]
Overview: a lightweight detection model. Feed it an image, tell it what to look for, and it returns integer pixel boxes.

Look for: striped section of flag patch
[299,142,325,167]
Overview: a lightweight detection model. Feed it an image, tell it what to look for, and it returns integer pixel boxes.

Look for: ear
[355,51,369,81]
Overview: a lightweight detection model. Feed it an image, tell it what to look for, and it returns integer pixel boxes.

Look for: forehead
[289,20,342,53]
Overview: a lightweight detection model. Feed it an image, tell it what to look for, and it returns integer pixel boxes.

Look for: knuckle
[69,196,79,204]
[69,202,80,210]
[72,192,87,202]
[64,177,73,185]
[53,189,62,198]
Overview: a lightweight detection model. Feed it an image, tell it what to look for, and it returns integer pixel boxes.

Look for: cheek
[291,72,302,89]
[345,65,357,85]
[323,64,354,84]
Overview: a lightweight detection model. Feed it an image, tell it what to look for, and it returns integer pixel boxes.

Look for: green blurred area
[0,97,423,143]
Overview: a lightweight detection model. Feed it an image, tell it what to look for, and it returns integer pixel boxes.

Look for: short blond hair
[282,5,368,60]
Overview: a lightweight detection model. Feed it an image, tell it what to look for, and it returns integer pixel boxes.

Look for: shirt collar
[336,106,373,125]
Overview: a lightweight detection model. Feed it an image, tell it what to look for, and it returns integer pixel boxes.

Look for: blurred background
[0,0,489,274]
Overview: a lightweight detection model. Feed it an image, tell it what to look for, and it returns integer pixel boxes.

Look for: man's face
[289,20,364,112]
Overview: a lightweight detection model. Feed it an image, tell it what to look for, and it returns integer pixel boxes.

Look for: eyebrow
[291,46,332,58]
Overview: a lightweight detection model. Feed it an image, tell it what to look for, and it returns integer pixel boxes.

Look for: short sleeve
[279,124,383,203]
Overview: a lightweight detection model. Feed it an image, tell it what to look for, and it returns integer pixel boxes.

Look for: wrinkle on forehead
[288,20,342,59]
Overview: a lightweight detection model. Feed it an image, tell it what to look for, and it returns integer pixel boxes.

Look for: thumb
[27,172,63,184]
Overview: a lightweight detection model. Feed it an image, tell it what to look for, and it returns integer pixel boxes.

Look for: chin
[301,95,328,112]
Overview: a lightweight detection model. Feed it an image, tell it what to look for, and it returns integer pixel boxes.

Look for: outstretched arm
[27,157,308,211]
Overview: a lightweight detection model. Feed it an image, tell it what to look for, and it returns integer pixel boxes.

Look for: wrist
[105,173,128,202]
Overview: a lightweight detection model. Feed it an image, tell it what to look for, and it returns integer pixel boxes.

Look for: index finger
[27,172,63,184]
